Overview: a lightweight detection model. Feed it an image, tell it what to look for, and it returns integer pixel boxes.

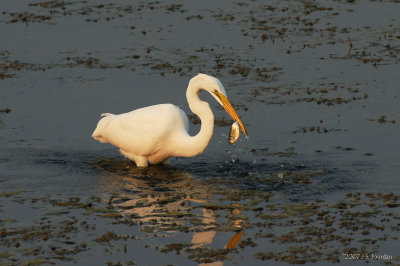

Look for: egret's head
[192,73,248,137]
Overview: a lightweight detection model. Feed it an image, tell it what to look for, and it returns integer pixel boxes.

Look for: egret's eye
[213,89,223,101]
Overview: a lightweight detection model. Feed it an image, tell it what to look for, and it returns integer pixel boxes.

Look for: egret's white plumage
[92,73,247,167]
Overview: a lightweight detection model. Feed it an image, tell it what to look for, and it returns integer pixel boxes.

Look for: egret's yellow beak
[213,90,248,137]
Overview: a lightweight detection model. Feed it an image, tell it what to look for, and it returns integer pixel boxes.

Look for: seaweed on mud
[158,243,193,254]
[0,108,11,113]
[254,82,369,106]
[4,1,186,25]
[95,231,120,243]
[377,115,396,124]
[292,126,346,134]
[187,247,238,264]
[0,190,21,197]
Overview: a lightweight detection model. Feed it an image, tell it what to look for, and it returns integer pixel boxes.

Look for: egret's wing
[92,104,188,156]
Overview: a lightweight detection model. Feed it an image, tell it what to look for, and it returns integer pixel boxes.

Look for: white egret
[92,73,248,167]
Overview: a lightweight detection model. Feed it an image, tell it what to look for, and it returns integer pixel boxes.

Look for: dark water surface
[1,0,399,265]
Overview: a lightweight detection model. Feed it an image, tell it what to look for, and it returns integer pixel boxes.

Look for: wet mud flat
[0,166,399,265]
[1,0,400,265]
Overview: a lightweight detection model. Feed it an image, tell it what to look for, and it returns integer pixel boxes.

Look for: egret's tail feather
[101,113,114,117]
[92,134,109,143]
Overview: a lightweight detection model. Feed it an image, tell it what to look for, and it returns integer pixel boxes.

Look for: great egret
[92,73,248,167]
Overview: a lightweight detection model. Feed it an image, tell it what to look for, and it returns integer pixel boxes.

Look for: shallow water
[1,0,399,265]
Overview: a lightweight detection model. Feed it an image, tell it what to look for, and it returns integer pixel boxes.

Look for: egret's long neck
[176,82,214,157]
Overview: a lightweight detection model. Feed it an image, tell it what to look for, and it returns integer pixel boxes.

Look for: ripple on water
[0,146,373,200]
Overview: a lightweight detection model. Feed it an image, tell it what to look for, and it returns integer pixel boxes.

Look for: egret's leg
[133,156,149,167]
[119,149,149,167]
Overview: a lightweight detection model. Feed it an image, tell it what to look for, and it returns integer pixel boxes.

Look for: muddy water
[1,0,399,265]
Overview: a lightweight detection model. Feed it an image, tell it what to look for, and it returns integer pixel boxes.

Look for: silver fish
[228,121,240,144]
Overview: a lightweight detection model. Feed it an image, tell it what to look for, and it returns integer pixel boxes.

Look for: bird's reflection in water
[92,158,247,265]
